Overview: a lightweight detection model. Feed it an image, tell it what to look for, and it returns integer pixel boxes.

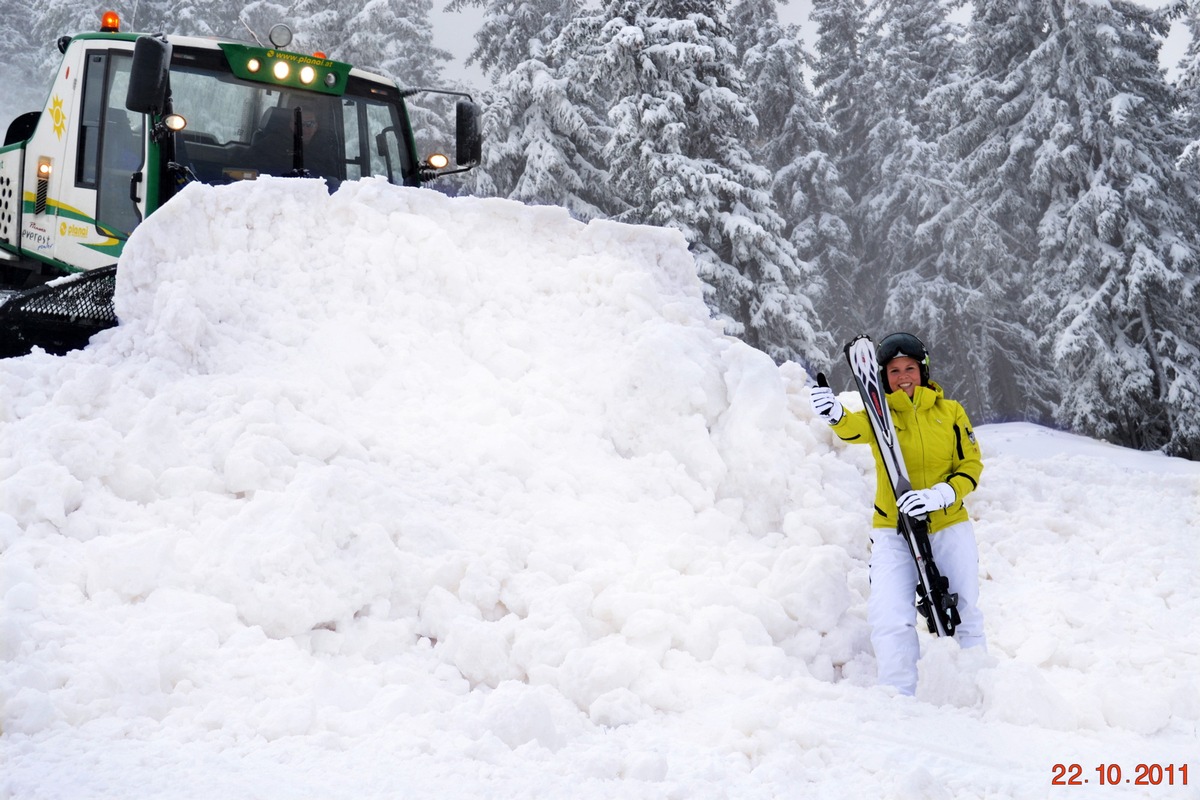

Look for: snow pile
[1,179,1197,798]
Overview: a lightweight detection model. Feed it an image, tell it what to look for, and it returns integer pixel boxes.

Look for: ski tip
[816,372,828,388]
[843,334,873,356]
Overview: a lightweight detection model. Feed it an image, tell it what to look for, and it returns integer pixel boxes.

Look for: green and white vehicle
[0,11,481,355]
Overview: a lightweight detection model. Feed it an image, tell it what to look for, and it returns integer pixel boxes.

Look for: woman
[809,332,986,696]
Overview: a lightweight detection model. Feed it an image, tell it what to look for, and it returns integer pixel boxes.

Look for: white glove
[809,385,843,424]
[897,482,956,518]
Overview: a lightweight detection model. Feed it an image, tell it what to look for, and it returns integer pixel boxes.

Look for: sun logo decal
[50,95,67,139]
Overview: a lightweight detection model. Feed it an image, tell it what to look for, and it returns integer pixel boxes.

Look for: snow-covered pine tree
[450,0,570,77]
[341,0,451,83]
[1175,0,1200,167]
[582,0,828,365]
[852,0,992,413]
[1173,0,1200,462]
[485,59,614,217]
[953,0,1200,456]
[285,0,454,163]
[807,0,891,362]
[143,0,243,37]
[237,1,296,42]
[730,0,847,352]
[1031,0,1200,458]
[0,0,46,131]
[932,0,1067,421]
[342,0,454,155]
[290,0,348,56]
[809,0,870,207]
[30,0,106,74]
[449,0,614,217]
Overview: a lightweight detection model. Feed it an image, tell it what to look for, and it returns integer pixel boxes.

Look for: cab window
[79,51,145,237]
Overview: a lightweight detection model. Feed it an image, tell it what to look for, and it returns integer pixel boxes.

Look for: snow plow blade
[0,266,118,358]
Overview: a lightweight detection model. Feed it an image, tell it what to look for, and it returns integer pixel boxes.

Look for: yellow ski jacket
[831,380,983,533]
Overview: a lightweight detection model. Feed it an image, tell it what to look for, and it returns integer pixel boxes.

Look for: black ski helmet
[877,332,930,392]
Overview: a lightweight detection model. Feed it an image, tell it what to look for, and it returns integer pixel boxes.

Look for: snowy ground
[1,179,1196,799]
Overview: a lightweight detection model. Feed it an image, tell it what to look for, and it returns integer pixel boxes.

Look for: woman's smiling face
[885,356,921,397]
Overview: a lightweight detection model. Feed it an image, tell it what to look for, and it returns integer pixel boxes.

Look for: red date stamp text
[1053,763,1189,786]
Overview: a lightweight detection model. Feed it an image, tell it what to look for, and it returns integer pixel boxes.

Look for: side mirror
[4,111,40,146]
[455,100,482,167]
[126,36,173,115]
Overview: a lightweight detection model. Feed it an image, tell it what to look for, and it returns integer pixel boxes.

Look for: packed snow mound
[71,177,856,646]
[2,177,868,725]
[1,179,1197,798]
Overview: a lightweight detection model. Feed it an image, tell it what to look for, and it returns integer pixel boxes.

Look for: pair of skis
[820,335,960,637]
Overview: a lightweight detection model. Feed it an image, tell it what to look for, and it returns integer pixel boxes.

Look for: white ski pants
[868,520,986,696]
